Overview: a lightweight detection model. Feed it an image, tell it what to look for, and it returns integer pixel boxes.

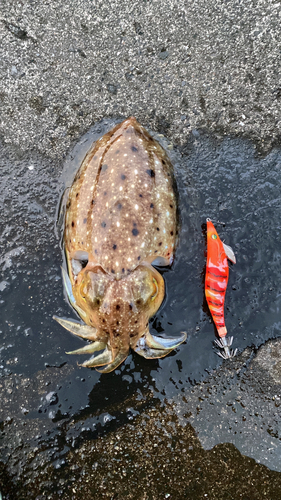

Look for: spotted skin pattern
[55,117,186,372]
[65,117,177,276]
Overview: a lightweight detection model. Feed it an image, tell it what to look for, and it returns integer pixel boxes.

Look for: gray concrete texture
[1,0,281,158]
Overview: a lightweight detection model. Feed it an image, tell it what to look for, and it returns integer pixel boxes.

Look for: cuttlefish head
[54,263,186,372]
[76,263,165,345]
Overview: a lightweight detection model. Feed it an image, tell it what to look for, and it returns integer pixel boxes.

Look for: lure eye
[151,278,158,301]
[211,234,217,240]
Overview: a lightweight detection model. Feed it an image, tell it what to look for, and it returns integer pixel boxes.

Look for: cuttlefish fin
[96,350,129,373]
[223,242,236,264]
[66,341,106,355]
[55,187,69,239]
[61,267,86,319]
[53,315,104,341]
[79,346,113,368]
[134,328,186,359]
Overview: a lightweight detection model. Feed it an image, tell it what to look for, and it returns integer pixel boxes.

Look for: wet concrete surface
[1,0,281,498]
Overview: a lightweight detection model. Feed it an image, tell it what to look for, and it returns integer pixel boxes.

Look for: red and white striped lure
[205,219,237,359]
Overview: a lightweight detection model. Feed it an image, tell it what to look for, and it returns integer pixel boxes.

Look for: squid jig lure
[205,219,237,359]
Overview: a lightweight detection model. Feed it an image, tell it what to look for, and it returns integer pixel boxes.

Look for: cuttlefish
[54,117,186,373]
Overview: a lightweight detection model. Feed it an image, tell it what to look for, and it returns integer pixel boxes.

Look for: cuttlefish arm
[79,346,113,368]
[133,327,186,359]
[78,346,129,373]
[54,315,127,371]
[95,350,129,373]
[66,341,107,356]
[53,315,106,341]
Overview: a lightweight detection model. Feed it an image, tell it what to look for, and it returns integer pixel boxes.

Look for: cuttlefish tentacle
[53,315,106,341]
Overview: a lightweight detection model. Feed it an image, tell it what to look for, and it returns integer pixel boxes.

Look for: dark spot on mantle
[101,221,106,228]
[159,242,162,246]
[132,228,139,236]
[170,231,174,235]
[146,169,155,178]
[116,304,120,310]
[83,218,87,224]
[72,221,75,227]
[131,146,138,152]
[150,203,154,208]
[121,174,126,180]
[113,244,117,250]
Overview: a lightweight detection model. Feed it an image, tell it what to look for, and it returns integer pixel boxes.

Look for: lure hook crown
[214,336,237,359]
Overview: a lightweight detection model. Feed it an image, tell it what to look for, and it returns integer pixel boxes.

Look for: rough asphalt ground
[1,0,281,498]
[1,0,281,157]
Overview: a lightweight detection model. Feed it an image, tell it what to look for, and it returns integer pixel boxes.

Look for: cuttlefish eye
[137,275,160,306]
[79,269,108,306]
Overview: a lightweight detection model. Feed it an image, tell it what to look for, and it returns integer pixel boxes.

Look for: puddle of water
[1,121,281,481]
